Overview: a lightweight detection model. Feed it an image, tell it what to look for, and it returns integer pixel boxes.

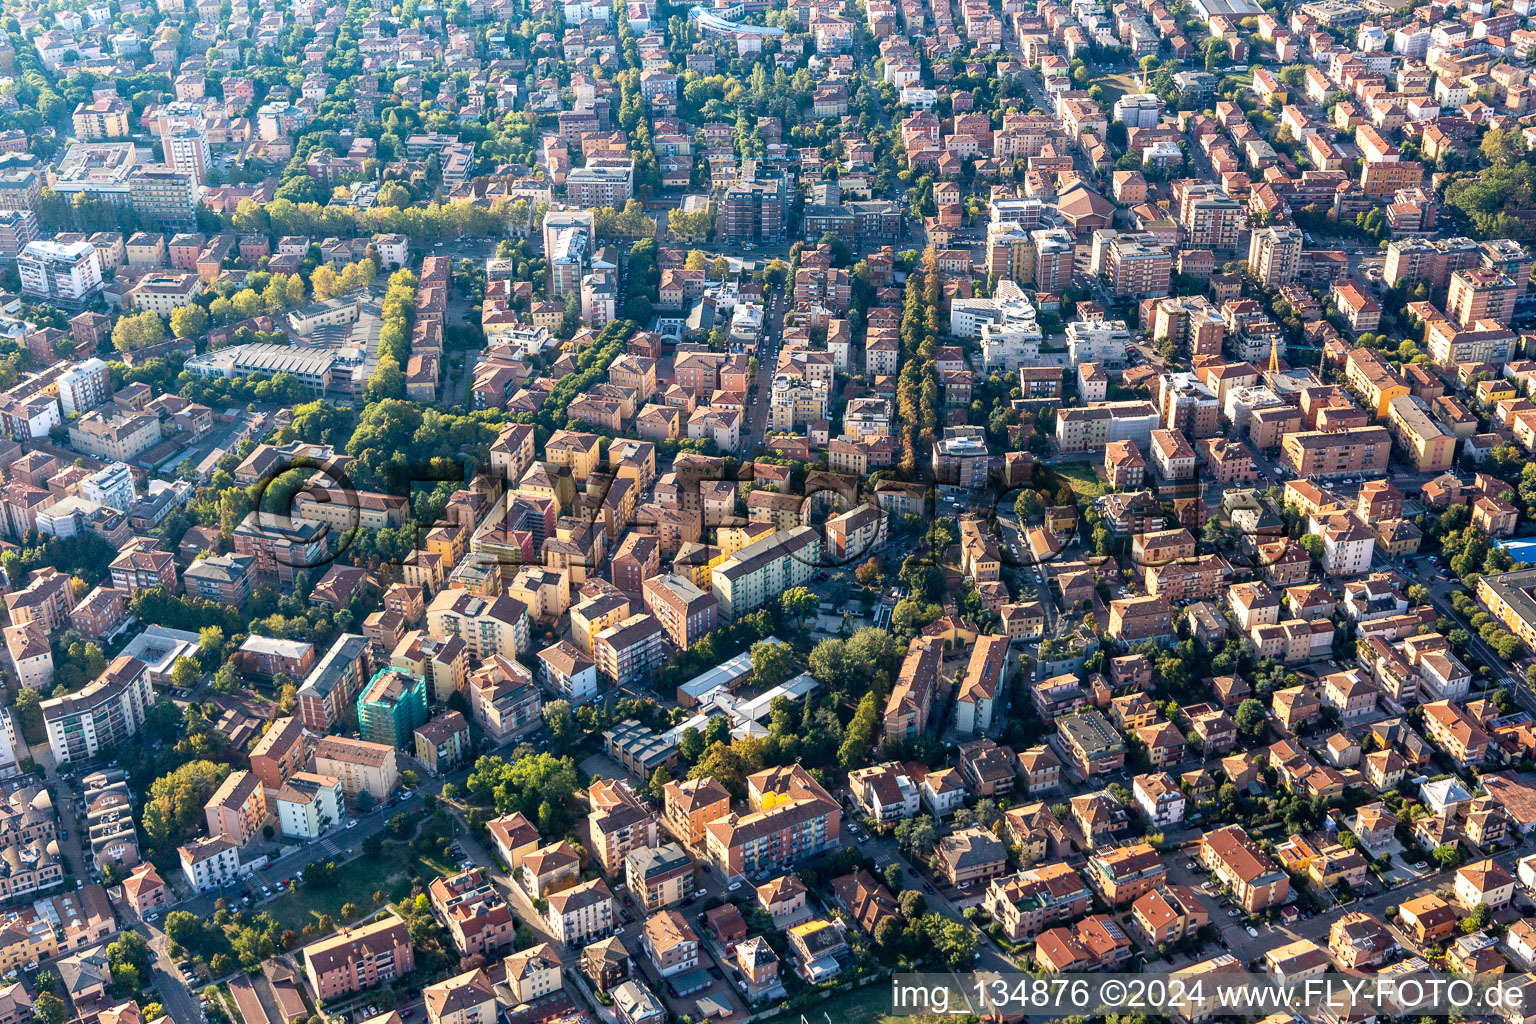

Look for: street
[741,285,786,452]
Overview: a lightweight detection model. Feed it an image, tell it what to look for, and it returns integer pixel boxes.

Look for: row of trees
[894,248,944,478]
[363,268,419,403]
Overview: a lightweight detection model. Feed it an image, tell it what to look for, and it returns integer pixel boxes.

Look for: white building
[128,272,204,316]
[42,655,154,764]
[1357,24,1387,50]
[57,359,112,416]
[1066,320,1131,366]
[1133,772,1187,827]
[179,835,241,891]
[546,878,616,945]
[1113,92,1163,128]
[275,772,343,839]
[164,124,210,186]
[35,497,102,540]
[80,463,136,510]
[17,240,104,304]
[373,234,409,269]
[1314,512,1376,577]
[899,86,937,109]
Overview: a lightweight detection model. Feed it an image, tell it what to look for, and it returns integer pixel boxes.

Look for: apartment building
[1108,594,1174,642]
[204,770,267,846]
[1281,426,1392,479]
[426,591,531,660]
[313,736,400,803]
[545,877,616,946]
[1104,233,1172,298]
[1421,699,1488,766]
[1387,395,1456,473]
[588,779,659,876]
[275,772,343,839]
[1248,226,1303,287]
[1345,347,1409,418]
[428,869,516,958]
[883,637,943,747]
[303,915,415,1000]
[642,573,718,650]
[42,656,154,764]
[423,969,497,1024]
[710,527,820,620]
[1383,236,1480,290]
[296,634,373,733]
[1056,710,1126,776]
[249,716,307,791]
[1200,824,1290,913]
[180,835,241,892]
[1056,401,1161,452]
[1447,268,1517,327]
[356,668,429,749]
[662,777,731,847]
[704,766,840,883]
[625,843,695,911]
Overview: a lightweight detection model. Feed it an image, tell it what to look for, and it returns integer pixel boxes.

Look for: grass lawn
[1051,461,1109,498]
[1090,72,1141,107]
[759,984,902,1024]
[263,840,421,932]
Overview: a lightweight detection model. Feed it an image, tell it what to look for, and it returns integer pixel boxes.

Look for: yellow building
[1345,348,1409,419]
[544,430,602,481]
[1387,394,1457,473]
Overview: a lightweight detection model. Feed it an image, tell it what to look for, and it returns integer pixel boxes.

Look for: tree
[170,305,208,339]
[1299,534,1325,564]
[543,700,576,747]
[144,761,231,849]
[1235,698,1269,746]
[311,264,340,300]
[688,741,753,794]
[678,726,704,762]
[111,310,167,353]
[107,930,152,994]
[898,889,927,920]
[164,911,203,949]
[874,915,903,948]
[12,687,43,741]
[704,715,730,747]
[808,638,852,688]
[1481,127,1526,168]
[211,661,238,694]
[838,691,879,769]
[895,814,937,855]
[1014,489,1044,520]
[708,256,730,280]
[780,587,818,629]
[34,993,66,1024]
[1432,842,1463,869]
[855,559,883,587]
[170,657,200,691]
[648,765,673,800]
[751,639,792,689]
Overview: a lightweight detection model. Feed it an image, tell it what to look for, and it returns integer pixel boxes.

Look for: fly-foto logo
[238,445,1302,578]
